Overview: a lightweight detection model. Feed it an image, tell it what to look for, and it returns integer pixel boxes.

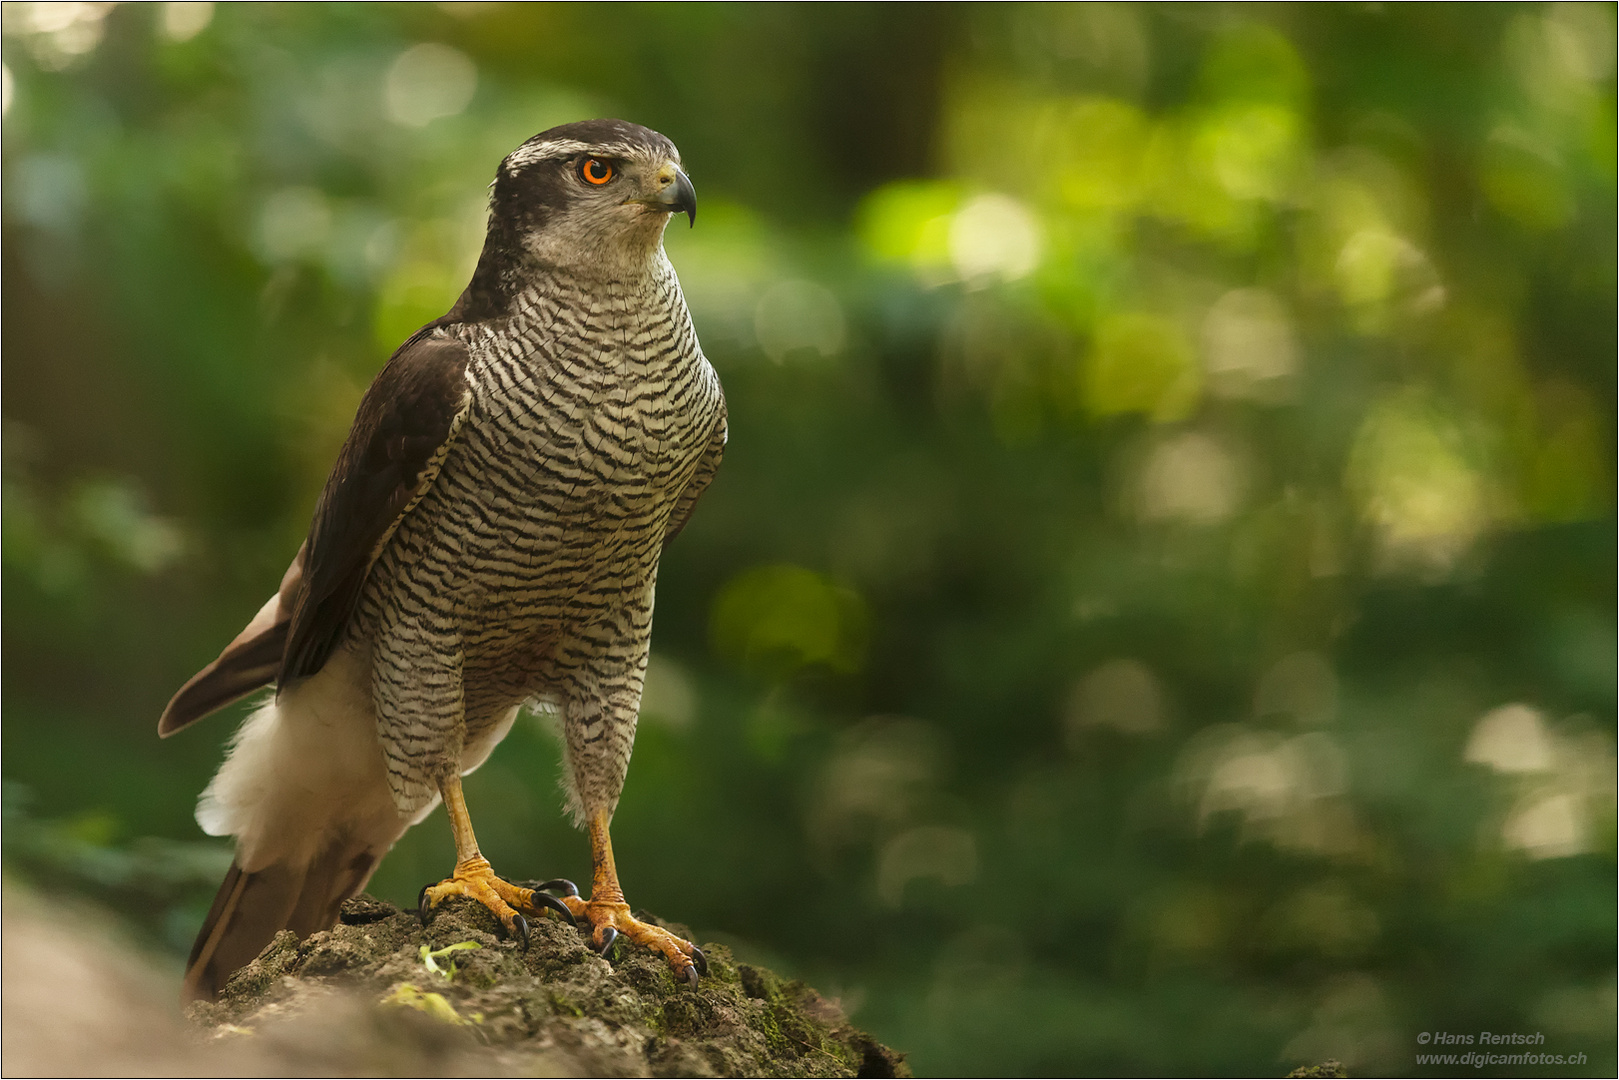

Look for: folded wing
[157,329,472,736]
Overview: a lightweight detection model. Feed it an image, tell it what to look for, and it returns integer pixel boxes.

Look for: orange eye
[580,157,615,185]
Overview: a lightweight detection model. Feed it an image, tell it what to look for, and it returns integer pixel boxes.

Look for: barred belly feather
[353,252,724,821]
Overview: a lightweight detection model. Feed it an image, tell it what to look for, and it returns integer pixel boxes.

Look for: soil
[185,893,910,1078]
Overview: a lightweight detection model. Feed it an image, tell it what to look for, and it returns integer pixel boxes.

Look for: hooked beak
[643,164,697,227]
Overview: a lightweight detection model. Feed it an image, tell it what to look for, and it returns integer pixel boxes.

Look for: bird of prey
[159,119,725,1000]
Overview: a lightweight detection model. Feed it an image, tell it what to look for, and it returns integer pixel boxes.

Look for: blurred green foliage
[2,4,1614,1076]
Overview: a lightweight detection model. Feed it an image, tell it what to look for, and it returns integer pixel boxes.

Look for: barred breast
[352,253,724,814]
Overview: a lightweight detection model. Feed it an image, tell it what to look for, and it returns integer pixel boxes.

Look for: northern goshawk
[160,119,725,999]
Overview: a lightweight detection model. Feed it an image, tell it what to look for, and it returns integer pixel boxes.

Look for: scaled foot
[541,880,708,986]
[418,856,575,944]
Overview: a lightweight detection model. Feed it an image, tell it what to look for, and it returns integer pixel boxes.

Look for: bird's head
[486,118,696,281]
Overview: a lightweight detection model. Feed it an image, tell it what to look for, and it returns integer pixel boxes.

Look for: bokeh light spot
[3,2,115,70]
[1049,97,1150,213]
[877,826,977,908]
[1481,125,1575,231]
[753,279,845,362]
[809,717,944,852]
[1503,792,1586,859]
[1254,652,1338,727]
[1200,287,1298,402]
[1136,431,1245,525]
[710,564,869,679]
[255,187,332,264]
[1465,703,1554,774]
[11,154,87,233]
[1346,391,1489,576]
[856,180,961,274]
[639,654,696,732]
[949,193,1042,283]
[1180,726,1355,854]
[385,43,478,128]
[1065,658,1166,742]
[161,2,214,43]
[1083,312,1200,422]
[1195,103,1304,202]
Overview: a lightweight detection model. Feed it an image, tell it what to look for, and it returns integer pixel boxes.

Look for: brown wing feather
[280,330,471,683]
[160,330,470,732]
[158,546,307,736]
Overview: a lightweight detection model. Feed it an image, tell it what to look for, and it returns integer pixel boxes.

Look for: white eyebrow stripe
[505,138,653,169]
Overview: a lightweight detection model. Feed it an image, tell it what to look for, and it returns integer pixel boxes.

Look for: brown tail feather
[182,842,381,1002]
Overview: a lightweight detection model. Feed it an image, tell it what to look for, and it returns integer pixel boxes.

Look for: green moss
[546,990,585,1018]
[190,894,907,1077]
[737,963,784,1004]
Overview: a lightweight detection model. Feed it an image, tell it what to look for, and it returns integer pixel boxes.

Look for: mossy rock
[185,894,909,1078]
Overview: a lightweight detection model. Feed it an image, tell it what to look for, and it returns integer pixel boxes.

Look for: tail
[182,846,380,1001]
[181,646,413,1001]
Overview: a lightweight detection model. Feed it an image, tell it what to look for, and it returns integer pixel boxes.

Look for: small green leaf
[380,982,467,1025]
[419,940,482,978]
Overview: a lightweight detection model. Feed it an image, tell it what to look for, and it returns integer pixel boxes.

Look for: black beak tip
[676,168,697,228]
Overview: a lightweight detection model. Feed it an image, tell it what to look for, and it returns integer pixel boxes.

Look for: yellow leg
[418,775,573,941]
[555,809,708,986]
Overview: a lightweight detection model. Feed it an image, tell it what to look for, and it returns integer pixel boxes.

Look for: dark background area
[3,4,1614,1075]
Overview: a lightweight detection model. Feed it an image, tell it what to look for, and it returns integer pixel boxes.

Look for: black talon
[510,912,530,949]
[416,885,433,925]
[528,889,577,926]
[683,964,700,989]
[690,944,708,977]
[537,878,580,898]
[594,926,618,957]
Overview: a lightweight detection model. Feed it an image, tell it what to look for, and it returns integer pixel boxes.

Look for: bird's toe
[535,878,580,898]
[416,884,433,925]
[520,888,577,926]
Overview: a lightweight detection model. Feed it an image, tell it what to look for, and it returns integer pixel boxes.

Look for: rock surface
[186,894,909,1078]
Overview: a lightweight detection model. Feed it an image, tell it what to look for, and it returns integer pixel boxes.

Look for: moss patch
[185,895,908,1078]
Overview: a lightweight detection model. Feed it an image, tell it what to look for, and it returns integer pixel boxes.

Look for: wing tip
[158,683,205,739]
[157,678,246,739]
[159,623,287,738]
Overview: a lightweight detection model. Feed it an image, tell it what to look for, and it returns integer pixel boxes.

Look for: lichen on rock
[185,894,908,1078]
